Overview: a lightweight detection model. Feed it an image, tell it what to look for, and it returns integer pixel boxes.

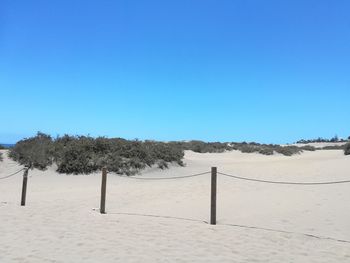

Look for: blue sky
[1,0,349,144]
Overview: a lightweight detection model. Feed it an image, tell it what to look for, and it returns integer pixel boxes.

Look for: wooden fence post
[210,167,217,225]
[21,167,29,206]
[100,167,107,214]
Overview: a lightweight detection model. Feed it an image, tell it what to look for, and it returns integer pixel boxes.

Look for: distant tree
[330,135,339,142]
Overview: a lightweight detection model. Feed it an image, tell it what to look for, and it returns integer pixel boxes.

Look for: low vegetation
[231,142,315,156]
[320,145,346,150]
[9,133,184,175]
[12,133,343,174]
[168,141,316,156]
[0,144,4,162]
[344,143,350,155]
[169,141,230,153]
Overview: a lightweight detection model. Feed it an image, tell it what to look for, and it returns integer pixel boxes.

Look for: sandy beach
[1,148,350,262]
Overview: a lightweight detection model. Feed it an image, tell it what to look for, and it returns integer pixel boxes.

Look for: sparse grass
[0,152,3,162]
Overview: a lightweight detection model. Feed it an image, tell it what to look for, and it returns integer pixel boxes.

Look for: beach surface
[1,148,350,262]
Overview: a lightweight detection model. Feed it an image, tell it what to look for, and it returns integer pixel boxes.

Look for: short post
[100,167,107,214]
[21,167,29,206]
[210,167,217,225]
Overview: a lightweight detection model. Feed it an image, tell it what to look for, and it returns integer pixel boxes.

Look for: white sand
[1,148,350,262]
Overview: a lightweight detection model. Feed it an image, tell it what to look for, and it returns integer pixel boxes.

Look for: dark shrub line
[9,133,184,175]
[11,133,348,175]
[345,143,350,155]
[296,135,349,144]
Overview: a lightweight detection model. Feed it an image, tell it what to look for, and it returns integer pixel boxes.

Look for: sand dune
[1,148,350,262]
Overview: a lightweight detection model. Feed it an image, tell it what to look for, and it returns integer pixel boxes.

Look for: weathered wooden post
[210,166,217,225]
[100,167,107,214]
[21,167,29,206]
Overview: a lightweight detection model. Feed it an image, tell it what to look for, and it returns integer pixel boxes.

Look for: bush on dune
[344,143,350,155]
[321,145,346,150]
[9,132,53,169]
[0,144,7,162]
[175,140,229,153]
[258,147,274,155]
[229,142,305,156]
[299,145,316,151]
[178,140,308,156]
[9,133,185,175]
[10,133,325,174]
[273,146,302,156]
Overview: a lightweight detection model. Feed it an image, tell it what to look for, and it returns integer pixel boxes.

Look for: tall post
[210,167,217,225]
[100,167,107,214]
[21,167,29,206]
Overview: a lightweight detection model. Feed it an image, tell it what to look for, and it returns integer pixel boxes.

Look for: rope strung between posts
[112,171,211,180]
[220,223,350,244]
[0,168,25,180]
[218,172,350,185]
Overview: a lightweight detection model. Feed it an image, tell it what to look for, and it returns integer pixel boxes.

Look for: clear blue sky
[1,0,349,144]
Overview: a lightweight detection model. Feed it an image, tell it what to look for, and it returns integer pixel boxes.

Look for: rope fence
[218,171,350,185]
[107,169,350,185]
[1,165,350,244]
[112,171,211,180]
[100,167,350,227]
[100,167,350,244]
[0,168,25,180]
[0,167,29,206]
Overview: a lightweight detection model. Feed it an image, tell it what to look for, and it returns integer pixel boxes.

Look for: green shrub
[0,152,3,162]
[299,145,316,151]
[344,143,350,155]
[240,144,258,153]
[55,137,98,174]
[274,146,302,156]
[10,133,319,174]
[228,143,304,156]
[321,145,345,150]
[10,133,185,175]
[9,132,53,169]
[176,140,229,153]
[258,148,274,155]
